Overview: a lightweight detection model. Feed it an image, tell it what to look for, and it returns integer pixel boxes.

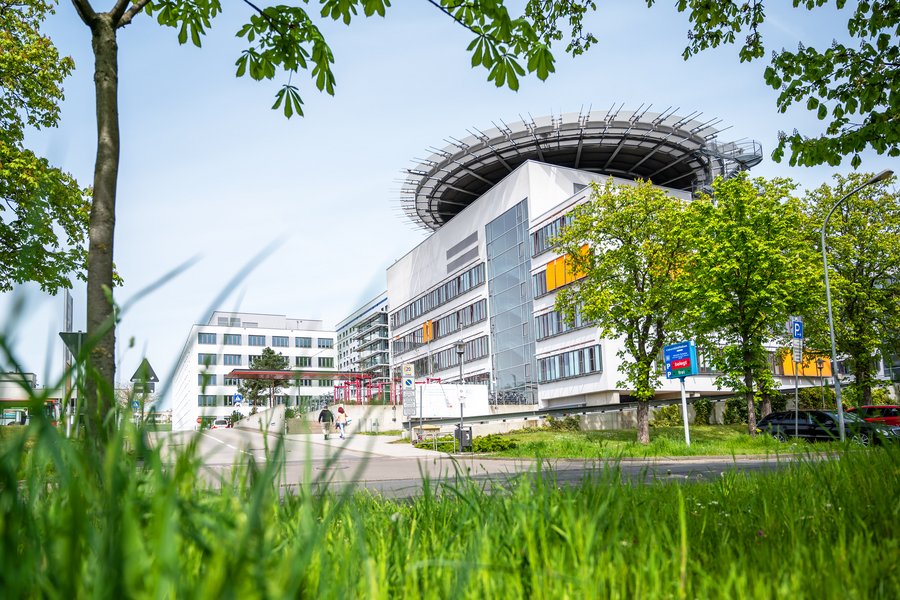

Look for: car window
[835,411,865,423]
[884,408,899,417]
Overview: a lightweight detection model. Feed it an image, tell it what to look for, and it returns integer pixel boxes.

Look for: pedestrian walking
[318,405,334,440]
[335,406,348,439]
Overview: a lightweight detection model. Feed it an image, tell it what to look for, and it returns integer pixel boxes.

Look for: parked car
[756,410,899,446]
[845,405,900,427]
[210,418,229,430]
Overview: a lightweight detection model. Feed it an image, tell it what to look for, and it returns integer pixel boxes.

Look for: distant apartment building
[170,311,336,431]
[336,293,390,401]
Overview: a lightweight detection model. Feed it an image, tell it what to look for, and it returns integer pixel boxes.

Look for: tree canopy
[0,0,90,292]
[238,347,288,407]
[555,179,691,444]
[805,171,900,404]
[680,173,821,434]
[652,0,900,168]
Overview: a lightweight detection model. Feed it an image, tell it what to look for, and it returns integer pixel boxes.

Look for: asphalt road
[152,428,815,499]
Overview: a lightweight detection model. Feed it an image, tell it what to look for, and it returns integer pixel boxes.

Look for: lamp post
[821,169,893,441]
[455,340,466,453]
[816,357,825,409]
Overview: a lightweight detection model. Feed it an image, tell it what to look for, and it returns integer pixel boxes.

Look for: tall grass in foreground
[2,416,898,598]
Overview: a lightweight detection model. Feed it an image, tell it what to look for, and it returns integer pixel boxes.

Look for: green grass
[3,415,899,597]
[357,429,403,436]
[492,424,823,458]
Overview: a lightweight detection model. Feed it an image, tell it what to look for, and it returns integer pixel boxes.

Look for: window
[531,213,574,256]
[318,357,334,368]
[198,332,216,344]
[223,395,234,407]
[248,355,261,366]
[295,337,312,348]
[296,356,311,367]
[317,338,334,349]
[198,373,217,386]
[198,353,216,366]
[272,336,289,347]
[390,263,486,328]
[248,335,266,346]
[534,307,590,341]
[197,395,216,407]
[319,379,333,387]
[223,377,240,386]
[223,354,242,366]
[223,333,241,345]
[538,345,602,383]
[298,379,312,387]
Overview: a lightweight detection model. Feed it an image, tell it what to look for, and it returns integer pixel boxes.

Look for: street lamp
[455,340,466,453]
[821,169,893,441]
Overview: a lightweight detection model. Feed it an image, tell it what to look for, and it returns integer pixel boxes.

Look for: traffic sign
[792,318,803,339]
[664,341,699,379]
[403,377,414,389]
[130,358,159,383]
[402,389,417,416]
[132,400,140,411]
[402,363,414,377]
[792,338,804,363]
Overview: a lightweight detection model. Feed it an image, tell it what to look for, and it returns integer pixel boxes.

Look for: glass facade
[485,200,537,404]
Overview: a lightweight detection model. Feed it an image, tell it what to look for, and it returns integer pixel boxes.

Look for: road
[151,428,815,499]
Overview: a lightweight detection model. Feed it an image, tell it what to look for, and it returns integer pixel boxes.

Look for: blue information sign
[792,319,803,339]
[664,341,699,379]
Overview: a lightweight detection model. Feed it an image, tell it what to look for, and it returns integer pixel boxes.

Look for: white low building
[170,311,336,431]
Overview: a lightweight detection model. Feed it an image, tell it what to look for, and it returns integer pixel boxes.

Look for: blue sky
[2,1,895,396]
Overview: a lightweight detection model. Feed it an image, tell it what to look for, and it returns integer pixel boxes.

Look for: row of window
[392,299,487,356]
[534,307,591,341]
[197,353,334,367]
[390,263,485,328]
[197,393,326,407]
[409,336,490,376]
[199,374,246,386]
[538,345,603,383]
[531,213,573,256]
[197,333,333,348]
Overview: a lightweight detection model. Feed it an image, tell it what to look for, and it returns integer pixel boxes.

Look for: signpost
[664,341,699,446]
[401,363,418,441]
[789,316,804,436]
[233,393,243,408]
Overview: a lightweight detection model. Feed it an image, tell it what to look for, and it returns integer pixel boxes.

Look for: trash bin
[455,425,473,451]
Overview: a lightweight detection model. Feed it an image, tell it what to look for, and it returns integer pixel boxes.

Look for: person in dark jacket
[317,406,334,439]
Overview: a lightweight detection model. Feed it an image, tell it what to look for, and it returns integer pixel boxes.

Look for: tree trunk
[636,400,650,445]
[760,391,772,418]
[84,14,120,446]
[744,363,756,436]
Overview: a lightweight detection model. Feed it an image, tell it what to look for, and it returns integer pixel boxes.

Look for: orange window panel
[782,355,833,377]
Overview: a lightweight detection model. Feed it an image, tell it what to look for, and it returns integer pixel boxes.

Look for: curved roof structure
[400,106,762,230]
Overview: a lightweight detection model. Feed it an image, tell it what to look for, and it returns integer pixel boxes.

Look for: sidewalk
[286,430,443,458]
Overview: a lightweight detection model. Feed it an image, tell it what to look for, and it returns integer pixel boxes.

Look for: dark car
[845,405,900,427]
[756,410,899,446]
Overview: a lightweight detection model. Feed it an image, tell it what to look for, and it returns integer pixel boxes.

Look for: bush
[473,434,517,453]
[651,404,683,427]
[230,411,244,424]
[544,415,581,431]
[693,397,712,425]
[283,407,298,420]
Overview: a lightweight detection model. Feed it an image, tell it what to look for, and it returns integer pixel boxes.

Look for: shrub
[230,411,244,424]
[473,434,517,453]
[651,404,683,427]
[283,407,298,420]
[544,415,581,431]
[693,397,712,425]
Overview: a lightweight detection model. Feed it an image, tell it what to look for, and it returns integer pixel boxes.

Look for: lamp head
[867,169,894,186]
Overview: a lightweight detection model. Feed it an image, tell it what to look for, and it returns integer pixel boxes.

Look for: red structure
[225,369,392,405]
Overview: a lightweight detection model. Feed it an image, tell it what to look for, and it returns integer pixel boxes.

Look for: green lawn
[492,424,824,458]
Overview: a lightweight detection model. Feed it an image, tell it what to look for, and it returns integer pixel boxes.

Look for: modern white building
[388,109,771,410]
[170,311,336,431]
[335,292,390,401]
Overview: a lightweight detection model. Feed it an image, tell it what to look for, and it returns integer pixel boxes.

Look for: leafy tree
[555,179,691,445]
[61,0,600,445]
[650,1,900,168]
[238,346,288,408]
[0,0,89,292]
[805,171,900,404]
[681,173,821,435]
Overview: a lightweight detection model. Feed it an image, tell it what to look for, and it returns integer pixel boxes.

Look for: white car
[210,418,229,429]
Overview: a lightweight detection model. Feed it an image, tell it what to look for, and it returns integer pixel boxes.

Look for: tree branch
[70,0,97,25]
[116,0,151,28]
